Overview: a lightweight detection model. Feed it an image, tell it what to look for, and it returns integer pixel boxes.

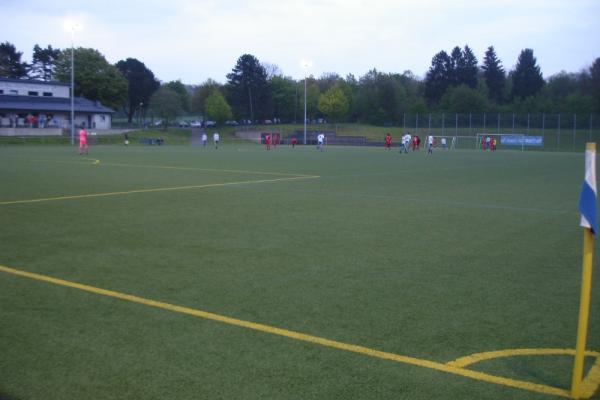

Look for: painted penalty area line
[0,175,320,206]
[0,264,572,398]
[99,162,317,177]
[32,158,314,178]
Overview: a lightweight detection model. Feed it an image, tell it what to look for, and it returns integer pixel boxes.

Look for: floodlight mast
[70,38,74,145]
[302,61,311,145]
[303,75,307,145]
[65,21,80,146]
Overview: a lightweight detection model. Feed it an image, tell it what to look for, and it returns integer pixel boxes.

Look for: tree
[425,51,452,104]
[191,79,221,115]
[29,44,61,81]
[226,54,269,121]
[298,78,321,121]
[510,48,544,99]
[510,94,552,113]
[54,47,127,110]
[439,84,489,113]
[564,93,596,114]
[589,58,600,112]
[164,80,190,113]
[269,75,297,122]
[149,86,183,129]
[355,69,407,124]
[318,85,349,130]
[482,46,506,104]
[0,42,28,78]
[263,62,282,79]
[317,72,343,93]
[448,46,463,85]
[339,74,359,122]
[459,45,478,88]
[205,90,233,124]
[409,98,428,114]
[545,71,580,109]
[397,70,425,115]
[115,58,160,123]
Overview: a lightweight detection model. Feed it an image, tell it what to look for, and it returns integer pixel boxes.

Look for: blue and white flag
[579,145,598,235]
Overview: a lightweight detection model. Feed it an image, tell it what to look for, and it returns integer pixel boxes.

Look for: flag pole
[571,227,594,398]
[571,142,596,399]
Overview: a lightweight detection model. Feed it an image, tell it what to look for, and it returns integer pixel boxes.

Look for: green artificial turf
[0,143,598,399]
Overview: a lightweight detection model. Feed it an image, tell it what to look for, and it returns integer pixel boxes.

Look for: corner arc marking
[447,348,600,399]
[447,348,600,368]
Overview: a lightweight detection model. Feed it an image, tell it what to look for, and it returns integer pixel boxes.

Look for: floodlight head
[63,19,82,34]
[301,60,313,70]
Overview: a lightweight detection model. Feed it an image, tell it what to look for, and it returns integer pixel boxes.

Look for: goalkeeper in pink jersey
[79,126,88,155]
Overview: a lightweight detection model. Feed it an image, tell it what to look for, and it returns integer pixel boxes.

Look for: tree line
[1,41,599,127]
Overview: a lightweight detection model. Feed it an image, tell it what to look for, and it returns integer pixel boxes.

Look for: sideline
[2,263,596,398]
[0,175,320,206]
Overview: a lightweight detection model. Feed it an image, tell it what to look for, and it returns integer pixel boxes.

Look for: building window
[43,92,53,97]
[28,91,39,96]
[0,89,3,94]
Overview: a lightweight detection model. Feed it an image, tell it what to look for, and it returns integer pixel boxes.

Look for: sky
[2,0,599,85]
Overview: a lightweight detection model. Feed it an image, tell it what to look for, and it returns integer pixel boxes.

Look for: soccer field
[0,143,599,399]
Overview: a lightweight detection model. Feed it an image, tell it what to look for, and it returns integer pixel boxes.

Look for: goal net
[430,136,455,149]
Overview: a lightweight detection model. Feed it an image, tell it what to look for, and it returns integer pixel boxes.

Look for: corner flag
[572,142,597,399]
[579,143,597,235]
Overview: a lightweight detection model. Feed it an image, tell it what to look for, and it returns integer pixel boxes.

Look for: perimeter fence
[396,113,600,152]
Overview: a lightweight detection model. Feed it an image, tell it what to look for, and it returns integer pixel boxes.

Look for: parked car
[190,120,202,128]
[225,120,239,126]
[153,120,164,126]
[204,120,216,127]
[178,121,190,128]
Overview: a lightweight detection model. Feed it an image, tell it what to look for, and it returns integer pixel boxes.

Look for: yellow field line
[582,358,600,399]
[449,348,600,399]
[100,162,316,177]
[0,175,320,206]
[448,348,600,368]
[0,264,577,398]
[33,158,313,177]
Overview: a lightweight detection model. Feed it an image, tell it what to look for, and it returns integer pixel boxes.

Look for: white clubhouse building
[0,77,115,135]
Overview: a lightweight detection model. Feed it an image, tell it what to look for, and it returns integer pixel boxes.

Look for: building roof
[0,94,115,114]
[0,77,70,86]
